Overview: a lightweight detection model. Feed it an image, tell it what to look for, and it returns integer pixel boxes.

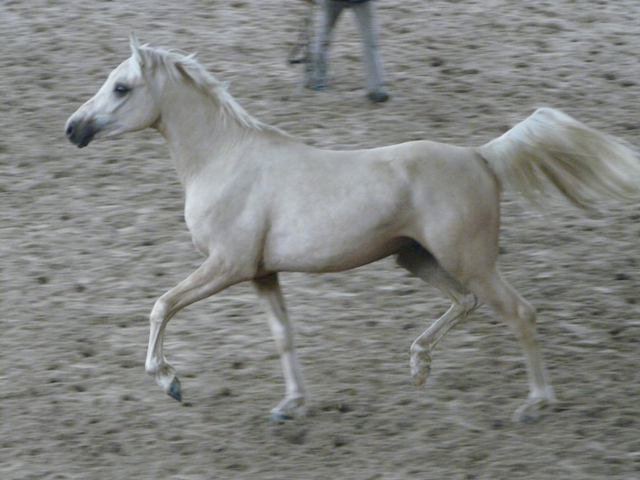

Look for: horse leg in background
[145,255,245,402]
[253,274,307,420]
[467,268,556,422]
[396,243,479,388]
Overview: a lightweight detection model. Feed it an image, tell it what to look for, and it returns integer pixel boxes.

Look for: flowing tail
[478,108,640,208]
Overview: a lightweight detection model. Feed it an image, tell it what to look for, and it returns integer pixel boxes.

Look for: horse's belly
[264,231,411,273]
[263,184,413,272]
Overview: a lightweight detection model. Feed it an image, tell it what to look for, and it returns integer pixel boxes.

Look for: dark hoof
[367,91,390,103]
[168,377,182,402]
[269,411,293,422]
[305,84,327,92]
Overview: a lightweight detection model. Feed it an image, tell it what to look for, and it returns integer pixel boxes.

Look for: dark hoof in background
[167,377,182,402]
[367,91,390,103]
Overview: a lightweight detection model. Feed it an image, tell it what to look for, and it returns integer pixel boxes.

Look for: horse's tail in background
[478,107,640,209]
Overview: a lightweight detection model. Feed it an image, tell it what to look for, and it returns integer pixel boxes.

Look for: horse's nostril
[66,124,74,138]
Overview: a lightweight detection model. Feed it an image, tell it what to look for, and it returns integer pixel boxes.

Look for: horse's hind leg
[253,273,306,420]
[466,269,556,421]
[396,244,479,388]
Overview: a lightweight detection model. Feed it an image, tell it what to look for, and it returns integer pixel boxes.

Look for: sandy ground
[1,0,639,478]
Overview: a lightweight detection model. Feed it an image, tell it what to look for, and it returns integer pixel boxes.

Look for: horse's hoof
[167,377,182,402]
[268,395,305,421]
[410,353,431,389]
[512,396,555,423]
[512,404,541,424]
[269,411,294,422]
[413,370,429,389]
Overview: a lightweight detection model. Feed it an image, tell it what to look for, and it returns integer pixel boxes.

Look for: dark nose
[65,118,95,148]
[65,122,75,139]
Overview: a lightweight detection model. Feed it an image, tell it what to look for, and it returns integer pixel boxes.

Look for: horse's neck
[154,86,251,186]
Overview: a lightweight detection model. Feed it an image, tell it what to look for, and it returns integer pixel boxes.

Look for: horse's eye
[114,83,131,97]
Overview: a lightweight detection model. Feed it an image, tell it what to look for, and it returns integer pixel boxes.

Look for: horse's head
[65,35,162,148]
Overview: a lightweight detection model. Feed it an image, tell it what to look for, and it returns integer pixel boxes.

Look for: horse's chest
[183,188,257,258]
[183,195,222,257]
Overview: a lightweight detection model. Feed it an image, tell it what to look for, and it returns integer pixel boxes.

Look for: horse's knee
[518,300,536,326]
[476,279,536,337]
[150,297,171,326]
[460,293,480,314]
[508,300,538,343]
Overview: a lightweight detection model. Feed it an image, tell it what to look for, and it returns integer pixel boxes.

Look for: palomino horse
[66,36,640,421]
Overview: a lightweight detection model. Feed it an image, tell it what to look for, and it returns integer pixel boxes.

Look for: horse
[66,36,640,422]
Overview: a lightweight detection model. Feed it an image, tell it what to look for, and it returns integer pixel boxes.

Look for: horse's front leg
[252,273,306,420]
[145,255,245,402]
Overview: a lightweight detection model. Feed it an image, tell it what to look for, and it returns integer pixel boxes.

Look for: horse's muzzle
[65,118,97,148]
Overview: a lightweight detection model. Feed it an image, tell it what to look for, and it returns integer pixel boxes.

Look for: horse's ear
[129,33,146,66]
[129,33,141,52]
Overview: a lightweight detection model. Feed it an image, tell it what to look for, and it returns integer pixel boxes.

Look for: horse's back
[367,140,499,217]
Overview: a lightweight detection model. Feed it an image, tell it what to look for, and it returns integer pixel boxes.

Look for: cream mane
[139,45,266,131]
